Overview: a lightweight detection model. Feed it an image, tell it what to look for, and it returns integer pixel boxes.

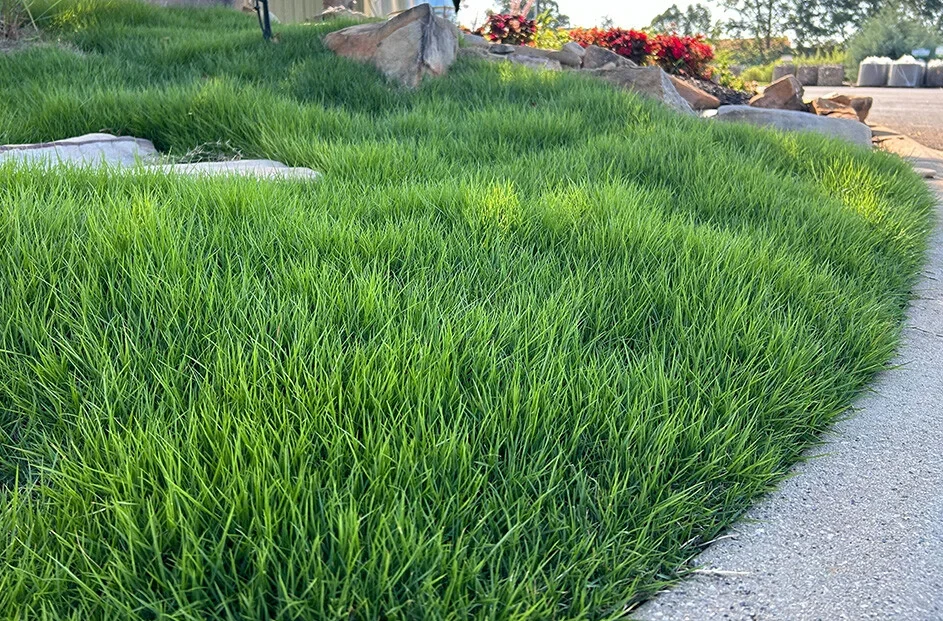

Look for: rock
[507,55,562,71]
[312,6,368,21]
[562,41,586,58]
[817,64,844,86]
[670,76,720,110]
[488,43,516,55]
[150,160,320,180]
[817,92,873,122]
[0,134,320,179]
[0,133,158,166]
[507,45,581,68]
[749,75,805,111]
[810,97,858,120]
[713,105,872,148]
[582,45,636,70]
[462,33,491,48]
[796,65,818,86]
[771,63,795,81]
[913,167,936,179]
[587,67,695,115]
[323,3,458,88]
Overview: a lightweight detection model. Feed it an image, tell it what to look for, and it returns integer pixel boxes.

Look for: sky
[459,0,714,30]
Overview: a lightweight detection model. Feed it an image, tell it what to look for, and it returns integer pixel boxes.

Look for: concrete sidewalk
[634,160,943,620]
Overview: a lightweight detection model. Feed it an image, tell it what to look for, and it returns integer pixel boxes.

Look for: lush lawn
[0,2,935,618]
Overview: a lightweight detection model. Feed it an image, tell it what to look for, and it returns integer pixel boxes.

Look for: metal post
[255,0,273,41]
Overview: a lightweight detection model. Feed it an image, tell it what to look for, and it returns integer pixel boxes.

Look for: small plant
[479,12,536,46]
[1,0,33,40]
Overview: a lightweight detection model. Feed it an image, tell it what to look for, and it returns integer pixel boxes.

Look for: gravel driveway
[805,86,943,150]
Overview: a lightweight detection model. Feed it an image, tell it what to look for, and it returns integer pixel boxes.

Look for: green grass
[0,2,936,618]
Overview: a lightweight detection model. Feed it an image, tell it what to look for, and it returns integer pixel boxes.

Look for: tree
[650,3,712,35]
[720,0,792,61]
[496,0,569,26]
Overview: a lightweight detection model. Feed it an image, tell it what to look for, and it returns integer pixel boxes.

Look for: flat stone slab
[150,160,321,180]
[0,133,158,166]
[0,134,319,180]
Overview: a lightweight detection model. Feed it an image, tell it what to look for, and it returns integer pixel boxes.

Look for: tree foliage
[496,0,569,27]
[649,3,712,36]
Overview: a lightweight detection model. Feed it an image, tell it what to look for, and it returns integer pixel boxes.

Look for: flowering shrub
[568,27,605,48]
[569,28,652,66]
[569,27,715,79]
[650,33,714,78]
[600,28,652,65]
[480,13,537,46]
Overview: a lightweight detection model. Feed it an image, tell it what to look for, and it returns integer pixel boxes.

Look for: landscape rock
[795,65,818,86]
[913,167,936,179]
[0,133,158,166]
[713,105,872,148]
[810,97,858,120]
[323,3,458,88]
[462,32,491,48]
[151,160,320,180]
[817,64,844,86]
[488,43,516,55]
[508,54,562,71]
[748,75,805,111]
[587,67,694,115]
[562,41,586,58]
[582,44,637,70]
[670,76,720,110]
[0,134,320,179]
[817,92,873,122]
[312,5,368,21]
[506,45,581,68]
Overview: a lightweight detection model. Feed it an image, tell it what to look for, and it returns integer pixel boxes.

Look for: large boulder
[562,42,586,59]
[587,67,694,115]
[749,75,805,111]
[582,44,637,70]
[323,3,458,88]
[670,76,720,110]
[712,105,872,148]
